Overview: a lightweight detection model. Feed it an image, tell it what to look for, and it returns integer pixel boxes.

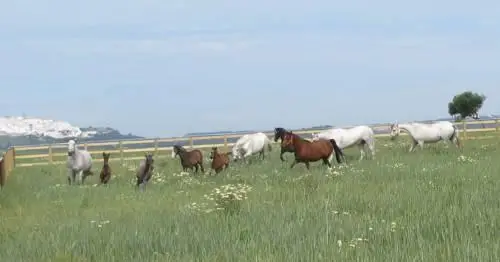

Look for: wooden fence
[0,148,16,187]
[8,119,500,168]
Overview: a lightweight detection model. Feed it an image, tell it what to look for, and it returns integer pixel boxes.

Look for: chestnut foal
[210,147,231,174]
[100,152,112,185]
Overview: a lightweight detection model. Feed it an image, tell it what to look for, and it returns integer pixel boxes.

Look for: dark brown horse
[99,152,112,185]
[172,145,205,174]
[282,131,345,170]
[274,127,295,161]
[136,153,154,190]
[210,147,231,174]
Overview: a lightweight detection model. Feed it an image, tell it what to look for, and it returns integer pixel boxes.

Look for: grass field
[1,136,500,261]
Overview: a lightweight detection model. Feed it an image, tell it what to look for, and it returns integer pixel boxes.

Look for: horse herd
[65,121,461,189]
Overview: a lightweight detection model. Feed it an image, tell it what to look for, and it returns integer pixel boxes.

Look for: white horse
[389,121,461,152]
[66,139,93,185]
[311,125,376,160]
[232,132,273,162]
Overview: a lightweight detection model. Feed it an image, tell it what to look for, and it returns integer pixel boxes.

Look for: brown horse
[172,145,205,174]
[274,127,295,161]
[99,152,112,185]
[282,131,345,170]
[136,153,154,190]
[210,147,231,174]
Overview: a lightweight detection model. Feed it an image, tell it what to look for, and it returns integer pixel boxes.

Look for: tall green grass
[1,138,499,261]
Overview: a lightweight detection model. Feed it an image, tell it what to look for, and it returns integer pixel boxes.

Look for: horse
[210,147,231,174]
[311,125,376,161]
[282,131,345,170]
[389,121,461,152]
[171,145,205,173]
[99,152,112,185]
[66,139,93,185]
[274,127,295,161]
[136,153,155,190]
[231,132,273,162]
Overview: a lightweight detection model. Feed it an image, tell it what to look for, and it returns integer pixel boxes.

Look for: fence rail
[0,148,16,187]
[8,119,500,167]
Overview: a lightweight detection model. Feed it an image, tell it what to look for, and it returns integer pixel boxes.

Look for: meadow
[1,136,499,262]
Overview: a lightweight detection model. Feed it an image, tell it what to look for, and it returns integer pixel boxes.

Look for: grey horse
[66,139,93,185]
[136,153,154,191]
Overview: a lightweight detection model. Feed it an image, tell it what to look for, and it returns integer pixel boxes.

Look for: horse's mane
[174,145,187,152]
[286,131,311,143]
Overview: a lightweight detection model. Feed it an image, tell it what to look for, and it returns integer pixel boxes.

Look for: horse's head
[389,123,400,140]
[171,145,182,158]
[231,146,245,162]
[67,139,77,156]
[102,152,110,162]
[145,152,154,166]
[274,127,285,142]
[210,147,218,159]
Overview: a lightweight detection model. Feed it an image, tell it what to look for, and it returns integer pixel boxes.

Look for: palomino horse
[99,152,112,185]
[136,153,154,190]
[210,147,231,174]
[66,139,93,185]
[171,145,205,173]
[282,131,345,170]
[389,121,461,152]
[274,127,295,161]
[231,132,273,162]
[312,125,376,161]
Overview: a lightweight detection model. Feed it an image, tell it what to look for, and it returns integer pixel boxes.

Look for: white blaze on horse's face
[67,140,76,156]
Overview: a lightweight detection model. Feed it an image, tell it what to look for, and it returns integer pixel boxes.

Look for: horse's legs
[409,140,418,152]
[322,157,332,168]
[199,163,205,173]
[194,164,199,173]
[67,169,74,185]
[279,148,286,162]
[367,140,376,159]
[417,141,425,150]
[357,143,366,161]
[290,159,297,169]
[304,161,311,170]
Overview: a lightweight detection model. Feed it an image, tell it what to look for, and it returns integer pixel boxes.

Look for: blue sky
[1,1,499,137]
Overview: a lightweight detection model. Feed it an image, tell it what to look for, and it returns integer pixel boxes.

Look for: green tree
[447,102,458,119]
[448,91,486,120]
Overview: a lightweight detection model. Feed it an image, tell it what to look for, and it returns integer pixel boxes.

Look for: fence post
[154,138,159,156]
[495,118,499,134]
[0,154,4,188]
[118,141,124,165]
[12,147,16,168]
[7,148,13,174]
[223,135,228,152]
[189,137,194,149]
[48,144,53,164]
[462,121,467,140]
[84,143,88,151]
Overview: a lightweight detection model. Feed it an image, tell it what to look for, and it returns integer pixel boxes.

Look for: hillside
[0,116,142,149]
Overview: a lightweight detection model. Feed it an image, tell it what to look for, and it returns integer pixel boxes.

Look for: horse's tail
[329,139,345,164]
[451,125,461,148]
